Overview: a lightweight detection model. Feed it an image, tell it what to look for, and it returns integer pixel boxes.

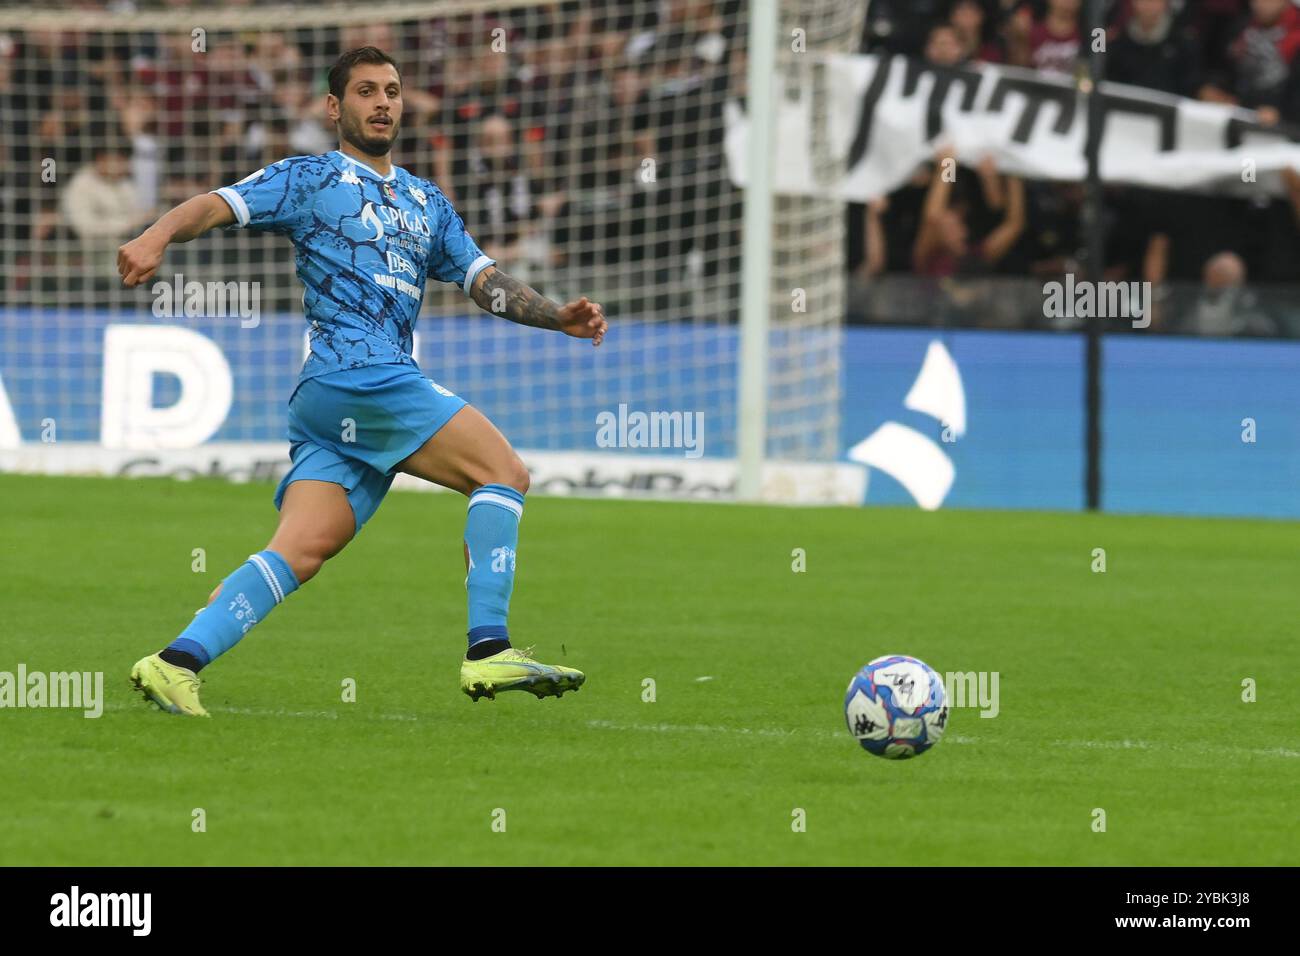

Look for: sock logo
[490,547,516,573]
[227,592,258,634]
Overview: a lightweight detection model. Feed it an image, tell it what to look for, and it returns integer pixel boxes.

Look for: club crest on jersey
[383,183,397,202]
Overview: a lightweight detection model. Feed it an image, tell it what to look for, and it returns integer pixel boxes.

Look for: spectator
[914,148,1027,276]
[860,196,890,279]
[434,33,529,200]
[1108,0,1203,97]
[924,24,967,67]
[1009,0,1082,76]
[118,91,162,213]
[864,0,954,57]
[1202,0,1300,121]
[949,0,1007,64]
[457,113,559,279]
[1179,251,1276,335]
[59,135,148,274]
[1191,0,1251,84]
[627,0,728,65]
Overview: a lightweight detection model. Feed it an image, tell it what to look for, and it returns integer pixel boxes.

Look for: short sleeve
[211,157,321,235]
[426,186,495,296]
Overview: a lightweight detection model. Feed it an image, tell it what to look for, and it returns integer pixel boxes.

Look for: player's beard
[340,110,399,158]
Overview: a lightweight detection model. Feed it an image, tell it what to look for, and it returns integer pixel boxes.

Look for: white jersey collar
[333,149,397,182]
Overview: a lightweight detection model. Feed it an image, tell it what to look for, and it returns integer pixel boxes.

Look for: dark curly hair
[327,47,402,101]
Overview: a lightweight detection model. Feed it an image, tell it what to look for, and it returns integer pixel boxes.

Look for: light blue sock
[166,550,299,667]
[464,484,523,649]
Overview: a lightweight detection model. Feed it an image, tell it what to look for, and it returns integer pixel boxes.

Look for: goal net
[0,0,864,501]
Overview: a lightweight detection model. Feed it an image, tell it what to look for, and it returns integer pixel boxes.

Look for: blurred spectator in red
[914,148,1026,276]
[1108,0,1203,96]
[949,0,1007,64]
[135,32,214,155]
[1009,0,1082,76]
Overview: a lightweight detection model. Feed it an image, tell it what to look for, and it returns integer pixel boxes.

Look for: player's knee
[276,531,349,584]
[471,456,529,496]
[500,456,529,495]
[285,552,326,584]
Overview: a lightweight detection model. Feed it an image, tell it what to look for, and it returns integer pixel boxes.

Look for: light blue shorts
[274,363,467,531]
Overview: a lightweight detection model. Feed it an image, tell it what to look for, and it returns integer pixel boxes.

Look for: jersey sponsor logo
[374,202,431,237]
[372,273,421,300]
[385,250,417,278]
[360,202,385,241]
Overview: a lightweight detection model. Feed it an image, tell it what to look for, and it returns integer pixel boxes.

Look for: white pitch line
[584,720,1300,760]
[103,702,418,722]
[585,718,979,746]
[100,704,1300,760]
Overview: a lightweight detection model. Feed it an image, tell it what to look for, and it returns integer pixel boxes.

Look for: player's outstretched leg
[131,480,355,716]
[397,406,584,701]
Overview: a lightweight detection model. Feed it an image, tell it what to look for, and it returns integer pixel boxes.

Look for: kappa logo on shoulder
[340,167,362,186]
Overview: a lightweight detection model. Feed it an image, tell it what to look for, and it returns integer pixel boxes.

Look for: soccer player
[118,47,606,716]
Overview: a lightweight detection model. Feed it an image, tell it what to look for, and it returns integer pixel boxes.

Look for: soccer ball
[844,654,949,759]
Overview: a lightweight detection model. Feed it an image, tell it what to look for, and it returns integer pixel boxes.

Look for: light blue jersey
[212,150,494,383]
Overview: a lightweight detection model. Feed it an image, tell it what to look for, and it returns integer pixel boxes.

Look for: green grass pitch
[1,473,1296,866]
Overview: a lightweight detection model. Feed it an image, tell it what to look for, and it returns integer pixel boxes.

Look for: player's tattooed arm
[472,266,561,329]
[471,265,607,346]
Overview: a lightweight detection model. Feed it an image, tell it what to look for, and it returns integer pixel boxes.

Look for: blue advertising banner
[1,310,1295,518]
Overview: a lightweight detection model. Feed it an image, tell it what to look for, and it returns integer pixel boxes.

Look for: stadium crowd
[854,0,1300,335]
[1,0,1298,334]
